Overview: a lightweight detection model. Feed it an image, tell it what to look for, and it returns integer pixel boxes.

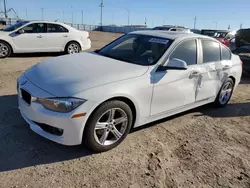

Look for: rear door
[45,23,69,51]
[195,39,224,101]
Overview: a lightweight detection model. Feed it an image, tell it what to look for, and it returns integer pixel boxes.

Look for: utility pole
[99,0,104,26]
[71,6,73,25]
[145,17,147,27]
[213,21,218,29]
[163,17,167,26]
[240,23,243,29]
[81,10,83,25]
[25,8,28,19]
[62,10,64,23]
[194,16,197,29]
[3,0,7,18]
[125,8,130,25]
[41,8,44,20]
[112,12,114,25]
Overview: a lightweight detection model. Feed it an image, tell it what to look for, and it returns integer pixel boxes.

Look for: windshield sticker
[149,38,169,44]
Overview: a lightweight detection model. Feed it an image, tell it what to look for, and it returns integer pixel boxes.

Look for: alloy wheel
[219,81,233,105]
[94,108,128,146]
[67,43,80,54]
[0,42,9,58]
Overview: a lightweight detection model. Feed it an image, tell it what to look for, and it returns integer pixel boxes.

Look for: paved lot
[0,31,250,188]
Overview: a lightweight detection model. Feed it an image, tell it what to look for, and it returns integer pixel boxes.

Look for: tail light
[240,60,243,67]
[87,34,90,39]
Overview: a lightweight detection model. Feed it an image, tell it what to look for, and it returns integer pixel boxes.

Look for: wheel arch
[228,75,236,84]
[84,96,137,134]
[0,39,13,53]
[228,75,236,89]
[64,40,82,52]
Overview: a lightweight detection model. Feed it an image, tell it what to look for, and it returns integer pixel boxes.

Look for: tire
[214,78,234,107]
[0,41,12,58]
[83,100,133,152]
[65,42,81,54]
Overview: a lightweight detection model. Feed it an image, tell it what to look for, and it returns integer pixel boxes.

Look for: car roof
[130,30,213,40]
[27,20,70,27]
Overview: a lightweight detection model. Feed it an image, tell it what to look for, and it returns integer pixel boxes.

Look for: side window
[23,23,46,33]
[22,24,33,33]
[47,24,69,33]
[201,40,220,63]
[169,39,197,66]
[221,45,231,60]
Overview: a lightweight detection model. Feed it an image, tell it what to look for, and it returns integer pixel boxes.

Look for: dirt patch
[0,31,250,188]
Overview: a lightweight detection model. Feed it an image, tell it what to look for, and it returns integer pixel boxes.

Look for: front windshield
[98,34,173,66]
[1,21,29,32]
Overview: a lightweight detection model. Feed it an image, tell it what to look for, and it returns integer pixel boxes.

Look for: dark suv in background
[231,29,250,73]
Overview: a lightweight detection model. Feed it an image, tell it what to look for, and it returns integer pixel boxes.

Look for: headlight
[37,98,86,113]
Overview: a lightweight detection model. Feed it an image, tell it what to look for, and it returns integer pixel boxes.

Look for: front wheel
[0,41,11,58]
[66,42,81,54]
[83,100,133,152]
[214,78,234,107]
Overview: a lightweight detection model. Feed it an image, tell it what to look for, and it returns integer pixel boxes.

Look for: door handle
[222,65,230,71]
[63,35,68,37]
[37,35,43,38]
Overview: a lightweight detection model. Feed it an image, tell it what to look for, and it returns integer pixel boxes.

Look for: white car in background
[18,31,242,152]
[0,21,91,58]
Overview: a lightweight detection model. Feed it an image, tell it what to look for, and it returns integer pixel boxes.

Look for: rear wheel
[214,78,234,107]
[66,42,81,54]
[83,100,133,152]
[0,41,11,58]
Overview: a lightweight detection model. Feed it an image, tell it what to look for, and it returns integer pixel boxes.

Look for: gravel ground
[0,31,250,188]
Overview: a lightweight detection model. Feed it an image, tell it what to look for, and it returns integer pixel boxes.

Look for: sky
[0,0,249,30]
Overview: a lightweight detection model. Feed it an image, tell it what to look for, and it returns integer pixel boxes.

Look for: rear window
[221,46,231,60]
[201,40,221,63]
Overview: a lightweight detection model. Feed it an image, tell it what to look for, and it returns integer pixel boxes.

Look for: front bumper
[17,75,96,146]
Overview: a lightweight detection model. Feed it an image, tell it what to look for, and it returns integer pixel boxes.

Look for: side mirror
[17,29,25,34]
[157,58,188,71]
[166,58,188,70]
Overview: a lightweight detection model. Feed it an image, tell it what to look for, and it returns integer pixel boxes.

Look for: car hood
[25,52,149,97]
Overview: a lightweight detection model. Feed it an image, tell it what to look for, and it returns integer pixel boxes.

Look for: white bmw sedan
[0,21,91,58]
[18,31,242,152]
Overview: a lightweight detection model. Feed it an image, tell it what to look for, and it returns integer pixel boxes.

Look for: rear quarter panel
[67,30,91,51]
[230,54,242,88]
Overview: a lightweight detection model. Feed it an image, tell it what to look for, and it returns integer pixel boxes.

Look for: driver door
[12,23,47,52]
[150,39,200,115]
